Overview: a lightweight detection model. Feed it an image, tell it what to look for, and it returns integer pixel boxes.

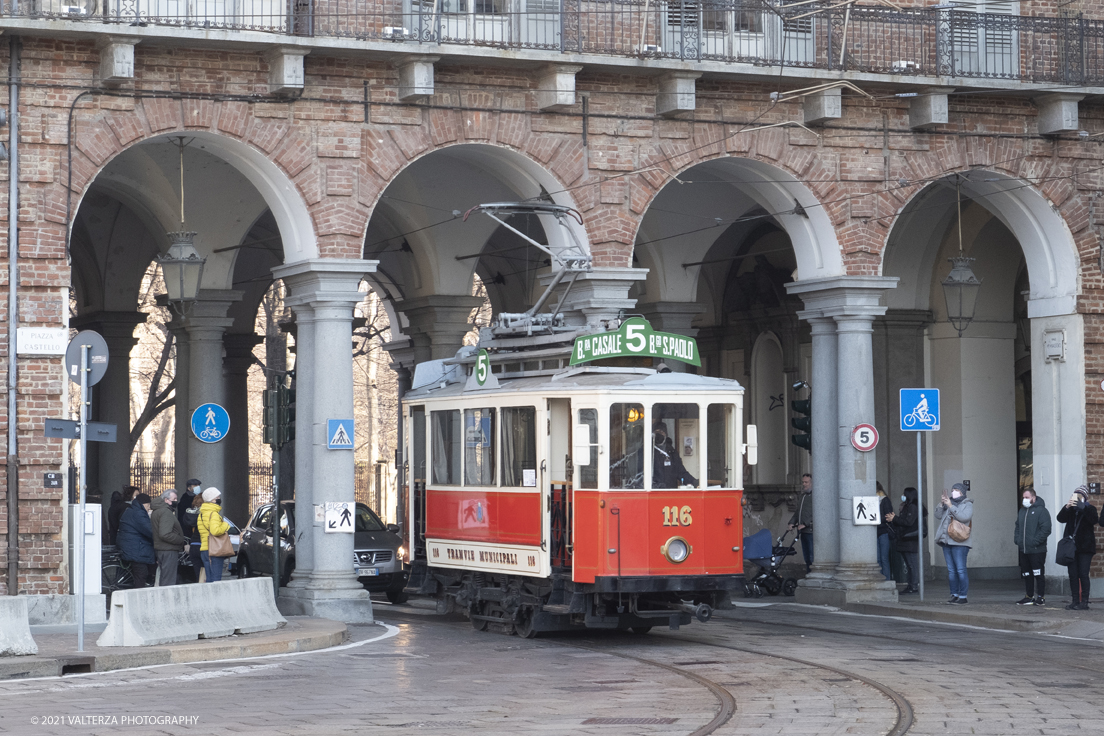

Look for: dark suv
[237,500,409,603]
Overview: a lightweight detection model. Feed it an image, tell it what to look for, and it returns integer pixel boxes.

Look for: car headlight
[661,536,691,564]
[398,546,407,561]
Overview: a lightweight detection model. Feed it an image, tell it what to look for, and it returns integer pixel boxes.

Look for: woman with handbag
[934,482,973,604]
[197,487,232,583]
[887,486,924,594]
[1055,485,1098,610]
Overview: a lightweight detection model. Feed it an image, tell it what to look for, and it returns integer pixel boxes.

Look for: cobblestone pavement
[2,600,1103,735]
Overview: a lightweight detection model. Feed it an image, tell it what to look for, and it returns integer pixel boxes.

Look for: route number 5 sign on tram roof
[900,388,940,432]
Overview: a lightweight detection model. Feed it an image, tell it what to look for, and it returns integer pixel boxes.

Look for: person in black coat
[886,486,926,594]
[106,486,137,545]
[1056,485,1099,610]
[116,493,156,587]
[876,482,894,581]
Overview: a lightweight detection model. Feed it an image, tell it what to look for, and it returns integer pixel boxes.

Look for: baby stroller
[742,528,799,597]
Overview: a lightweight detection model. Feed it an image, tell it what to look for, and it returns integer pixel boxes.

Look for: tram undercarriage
[411,563,739,637]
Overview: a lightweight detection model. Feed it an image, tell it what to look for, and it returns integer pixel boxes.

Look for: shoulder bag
[208,531,234,558]
[947,514,972,543]
[1055,514,1081,567]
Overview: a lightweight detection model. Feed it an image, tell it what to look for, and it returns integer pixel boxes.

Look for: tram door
[548,399,572,568]
[408,406,427,563]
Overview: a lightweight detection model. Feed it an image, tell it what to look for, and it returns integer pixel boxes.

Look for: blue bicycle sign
[899,389,939,432]
[191,403,230,443]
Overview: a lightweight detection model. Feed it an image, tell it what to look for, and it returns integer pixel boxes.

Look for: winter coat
[1013,498,1052,555]
[150,496,186,552]
[116,503,155,564]
[877,496,894,537]
[1056,502,1099,555]
[177,490,198,537]
[789,492,813,535]
[934,497,974,548]
[107,497,129,545]
[891,501,928,554]
[197,502,230,552]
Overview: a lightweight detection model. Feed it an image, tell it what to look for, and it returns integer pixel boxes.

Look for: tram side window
[609,403,644,489]
[411,407,426,483]
[501,407,537,487]
[464,408,496,486]
[578,408,598,490]
[651,403,700,489]
[431,410,461,485]
[708,403,735,488]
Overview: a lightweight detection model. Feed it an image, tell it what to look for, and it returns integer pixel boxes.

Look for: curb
[840,601,1070,632]
[0,617,348,681]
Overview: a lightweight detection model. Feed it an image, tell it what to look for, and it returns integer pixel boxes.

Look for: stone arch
[70,104,320,267]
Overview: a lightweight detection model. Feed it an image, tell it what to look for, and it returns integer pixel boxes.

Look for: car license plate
[357,568,380,577]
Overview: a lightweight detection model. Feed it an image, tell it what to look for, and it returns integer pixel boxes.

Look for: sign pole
[271,374,281,602]
[76,344,89,652]
[917,431,924,602]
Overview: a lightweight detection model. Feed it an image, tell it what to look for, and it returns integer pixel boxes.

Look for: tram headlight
[661,536,691,564]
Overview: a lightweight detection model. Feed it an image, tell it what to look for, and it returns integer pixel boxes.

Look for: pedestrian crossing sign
[327,419,354,449]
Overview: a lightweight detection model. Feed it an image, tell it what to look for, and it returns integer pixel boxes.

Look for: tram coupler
[675,601,713,623]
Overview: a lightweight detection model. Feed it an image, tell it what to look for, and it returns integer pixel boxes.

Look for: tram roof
[404,365,745,402]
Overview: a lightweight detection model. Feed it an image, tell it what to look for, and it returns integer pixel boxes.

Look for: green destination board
[570,317,701,367]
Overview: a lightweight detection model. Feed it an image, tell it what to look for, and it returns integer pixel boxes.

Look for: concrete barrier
[97,578,286,647]
[0,598,38,656]
[26,594,107,625]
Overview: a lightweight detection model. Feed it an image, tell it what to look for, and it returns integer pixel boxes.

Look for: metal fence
[5,2,1102,85]
[129,460,381,515]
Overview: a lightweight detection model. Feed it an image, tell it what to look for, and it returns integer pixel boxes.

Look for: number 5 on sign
[851,424,878,452]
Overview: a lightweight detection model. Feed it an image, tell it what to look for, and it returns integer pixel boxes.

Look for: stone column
[394,295,485,363]
[273,259,377,623]
[71,312,146,499]
[166,308,191,494]
[786,276,898,605]
[801,316,839,588]
[184,291,243,494]
[543,267,648,329]
[222,333,263,526]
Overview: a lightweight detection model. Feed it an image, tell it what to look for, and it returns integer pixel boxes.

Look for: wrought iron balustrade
[4,0,1103,85]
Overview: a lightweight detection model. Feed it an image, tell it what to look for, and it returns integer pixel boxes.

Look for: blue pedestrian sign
[327,419,354,450]
[900,389,939,431]
[191,403,230,443]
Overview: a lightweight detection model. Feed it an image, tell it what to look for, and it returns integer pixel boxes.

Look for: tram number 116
[661,505,693,527]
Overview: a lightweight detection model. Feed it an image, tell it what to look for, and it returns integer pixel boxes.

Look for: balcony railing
[7,0,1104,85]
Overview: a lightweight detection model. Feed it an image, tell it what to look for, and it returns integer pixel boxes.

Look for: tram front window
[431,410,461,485]
[464,408,496,486]
[609,403,644,489]
[708,403,736,487]
[501,406,537,487]
[651,403,700,489]
[578,409,598,490]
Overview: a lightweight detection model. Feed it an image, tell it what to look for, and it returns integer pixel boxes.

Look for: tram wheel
[469,602,488,632]
[782,578,798,597]
[514,607,538,639]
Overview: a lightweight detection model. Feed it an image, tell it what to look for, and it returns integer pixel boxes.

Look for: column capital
[183,290,244,337]
[273,258,377,310]
[223,333,263,375]
[395,294,486,363]
[788,276,898,321]
[635,301,706,336]
[71,311,148,355]
[540,266,649,328]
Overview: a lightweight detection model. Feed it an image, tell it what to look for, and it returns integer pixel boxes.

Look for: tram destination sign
[570,317,701,367]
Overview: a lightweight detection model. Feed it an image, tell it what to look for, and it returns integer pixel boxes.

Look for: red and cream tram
[402,316,754,636]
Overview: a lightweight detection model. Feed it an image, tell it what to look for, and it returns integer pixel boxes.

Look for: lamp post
[941,256,981,337]
[157,138,206,311]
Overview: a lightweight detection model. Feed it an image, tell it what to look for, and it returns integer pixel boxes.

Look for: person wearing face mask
[886,486,925,594]
[1056,485,1098,610]
[934,482,973,604]
[651,421,698,489]
[787,474,814,574]
[1013,488,1051,606]
[875,482,894,581]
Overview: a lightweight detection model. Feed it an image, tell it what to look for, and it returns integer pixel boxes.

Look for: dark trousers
[901,551,919,590]
[1068,552,1094,604]
[156,550,179,586]
[129,561,155,588]
[1018,550,1046,598]
[800,533,813,573]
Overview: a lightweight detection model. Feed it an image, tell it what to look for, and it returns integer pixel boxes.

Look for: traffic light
[262,389,279,446]
[277,384,296,446]
[791,399,811,451]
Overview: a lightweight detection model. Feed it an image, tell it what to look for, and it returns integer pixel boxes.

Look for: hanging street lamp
[940,175,982,337]
[156,137,206,312]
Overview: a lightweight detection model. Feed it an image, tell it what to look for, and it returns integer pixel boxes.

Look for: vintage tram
[402,317,755,636]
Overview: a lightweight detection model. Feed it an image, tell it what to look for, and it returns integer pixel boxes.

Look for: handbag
[208,532,234,558]
[947,517,972,543]
[1056,515,1082,566]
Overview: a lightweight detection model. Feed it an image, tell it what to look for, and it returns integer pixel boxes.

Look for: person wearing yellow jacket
[198,487,231,583]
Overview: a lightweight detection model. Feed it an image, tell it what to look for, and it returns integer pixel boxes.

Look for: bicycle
[101,546,134,603]
[902,406,937,429]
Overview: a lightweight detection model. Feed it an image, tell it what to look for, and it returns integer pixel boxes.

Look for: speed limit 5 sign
[851,424,879,452]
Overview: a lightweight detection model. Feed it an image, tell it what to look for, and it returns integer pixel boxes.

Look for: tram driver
[652,421,699,489]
